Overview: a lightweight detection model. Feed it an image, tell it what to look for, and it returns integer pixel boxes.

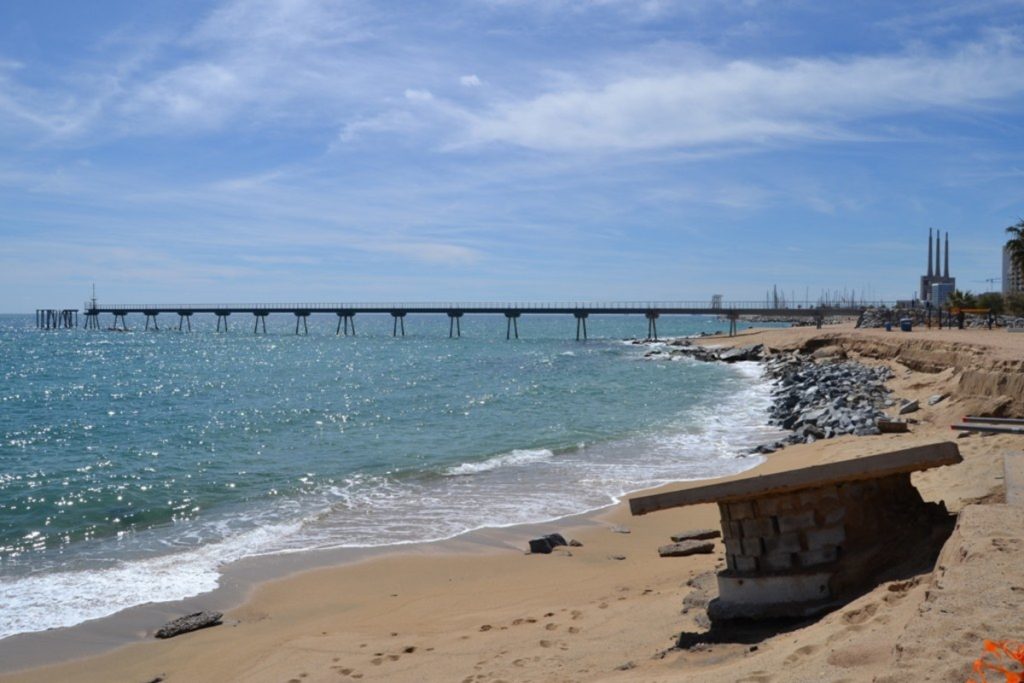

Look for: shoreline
[3,321,1020,682]
[0,350,776,673]
[0,329,776,648]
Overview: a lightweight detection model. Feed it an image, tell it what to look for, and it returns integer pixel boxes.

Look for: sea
[0,312,786,641]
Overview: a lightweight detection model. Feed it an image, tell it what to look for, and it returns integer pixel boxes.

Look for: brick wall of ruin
[719,473,925,575]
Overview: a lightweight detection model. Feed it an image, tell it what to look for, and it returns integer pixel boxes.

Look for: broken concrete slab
[658,540,715,557]
[670,528,721,543]
[630,442,961,515]
[898,399,920,415]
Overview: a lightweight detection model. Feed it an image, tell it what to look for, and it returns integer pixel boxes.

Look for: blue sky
[2,0,1024,311]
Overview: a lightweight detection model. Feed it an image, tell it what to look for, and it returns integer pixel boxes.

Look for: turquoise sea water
[0,313,783,639]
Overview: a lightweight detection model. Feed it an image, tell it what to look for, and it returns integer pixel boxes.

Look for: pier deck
[64,301,873,338]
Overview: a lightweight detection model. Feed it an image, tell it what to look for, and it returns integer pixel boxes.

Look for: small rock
[529,538,553,554]
[898,399,920,415]
[609,554,627,561]
[928,394,946,406]
[528,533,567,554]
[658,540,715,557]
[155,611,222,639]
[569,539,583,547]
[611,526,631,534]
[670,529,721,543]
[616,661,636,671]
[545,533,567,547]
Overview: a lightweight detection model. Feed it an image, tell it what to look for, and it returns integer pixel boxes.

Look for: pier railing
[84,300,890,313]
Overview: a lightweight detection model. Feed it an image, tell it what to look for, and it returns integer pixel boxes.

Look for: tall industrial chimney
[944,232,950,278]
[927,228,933,277]
[936,230,942,277]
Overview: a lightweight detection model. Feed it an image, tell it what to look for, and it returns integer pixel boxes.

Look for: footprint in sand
[784,644,819,665]
[545,623,558,631]
[571,610,583,620]
[842,603,878,625]
[540,640,553,648]
[479,624,493,632]
[371,658,383,666]
[737,673,773,683]
[568,626,580,634]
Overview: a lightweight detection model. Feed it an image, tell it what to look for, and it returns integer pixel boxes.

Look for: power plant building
[919,228,955,303]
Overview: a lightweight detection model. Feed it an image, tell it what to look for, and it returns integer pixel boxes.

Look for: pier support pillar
[645,311,659,341]
[176,312,193,332]
[335,313,354,336]
[505,311,521,340]
[253,312,268,334]
[84,312,100,330]
[574,312,589,341]
[113,313,128,331]
[448,312,463,338]
[144,312,160,331]
[215,311,230,332]
[391,312,406,337]
[294,312,310,335]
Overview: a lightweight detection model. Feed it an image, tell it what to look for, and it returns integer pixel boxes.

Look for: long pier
[61,301,876,339]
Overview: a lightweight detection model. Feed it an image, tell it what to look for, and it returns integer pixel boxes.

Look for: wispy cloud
[459,34,1024,152]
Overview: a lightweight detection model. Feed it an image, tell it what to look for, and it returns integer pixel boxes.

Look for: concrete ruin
[630,442,961,621]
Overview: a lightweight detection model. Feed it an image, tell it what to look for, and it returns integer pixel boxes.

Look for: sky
[2,0,1024,312]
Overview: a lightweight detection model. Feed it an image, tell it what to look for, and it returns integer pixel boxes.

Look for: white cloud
[368,241,484,265]
[337,110,422,143]
[114,0,376,132]
[463,36,1024,151]
[460,74,483,87]
[404,89,435,102]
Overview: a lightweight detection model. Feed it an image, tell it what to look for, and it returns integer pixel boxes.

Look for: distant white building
[1003,245,1023,295]
[931,281,955,309]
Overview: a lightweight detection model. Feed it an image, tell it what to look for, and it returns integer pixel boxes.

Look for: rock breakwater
[762,351,892,448]
[643,339,894,451]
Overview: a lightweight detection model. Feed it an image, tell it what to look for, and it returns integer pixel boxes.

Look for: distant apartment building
[1004,245,1023,295]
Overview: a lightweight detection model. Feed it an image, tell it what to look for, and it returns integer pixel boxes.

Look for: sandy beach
[4,321,1022,683]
